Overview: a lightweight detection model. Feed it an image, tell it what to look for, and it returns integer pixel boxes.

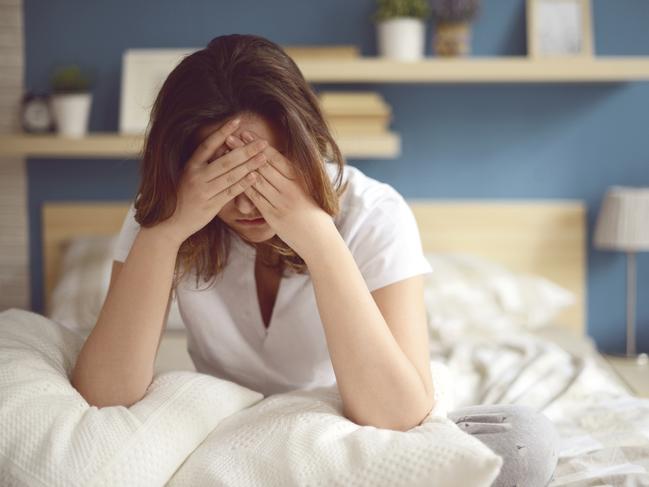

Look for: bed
[2,198,647,486]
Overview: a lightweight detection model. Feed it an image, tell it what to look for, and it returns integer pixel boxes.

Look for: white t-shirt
[113,161,433,397]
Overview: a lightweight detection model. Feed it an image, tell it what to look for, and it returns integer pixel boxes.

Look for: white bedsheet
[428,328,649,486]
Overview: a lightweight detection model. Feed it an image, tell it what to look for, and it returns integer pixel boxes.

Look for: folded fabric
[0,308,263,487]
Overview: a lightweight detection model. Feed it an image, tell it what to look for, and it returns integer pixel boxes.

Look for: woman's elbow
[70,365,150,408]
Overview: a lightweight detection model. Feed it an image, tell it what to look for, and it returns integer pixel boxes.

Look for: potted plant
[49,64,94,138]
[373,0,431,61]
[430,0,481,56]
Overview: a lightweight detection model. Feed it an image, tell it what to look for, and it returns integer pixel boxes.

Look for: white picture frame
[526,0,594,58]
[119,48,200,134]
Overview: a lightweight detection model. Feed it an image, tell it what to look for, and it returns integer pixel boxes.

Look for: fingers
[229,131,300,193]
[240,130,294,181]
[207,169,259,210]
[253,159,285,193]
[239,131,256,143]
[226,133,247,148]
[206,151,267,198]
[225,133,281,197]
[244,184,274,211]
[186,117,241,169]
[202,138,268,183]
[247,167,281,205]
[202,129,267,202]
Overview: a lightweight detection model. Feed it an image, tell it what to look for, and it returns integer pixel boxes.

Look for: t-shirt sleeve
[113,201,141,263]
[347,189,433,292]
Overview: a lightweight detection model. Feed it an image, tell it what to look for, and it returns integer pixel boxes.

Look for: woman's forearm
[302,223,433,431]
[71,225,182,408]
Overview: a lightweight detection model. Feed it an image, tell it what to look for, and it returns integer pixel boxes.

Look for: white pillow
[166,382,503,487]
[423,253,575,343]
[49,234,186,332]
[0,308,263,486]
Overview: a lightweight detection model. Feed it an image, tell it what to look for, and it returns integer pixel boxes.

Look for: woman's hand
[224,130,336,259]
[159,118,270,244]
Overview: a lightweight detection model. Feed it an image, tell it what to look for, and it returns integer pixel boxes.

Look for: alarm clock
[21,92,54,133]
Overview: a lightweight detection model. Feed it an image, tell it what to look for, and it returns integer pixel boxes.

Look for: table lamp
[594,186,649,365]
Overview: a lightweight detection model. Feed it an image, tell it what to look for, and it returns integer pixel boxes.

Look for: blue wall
[24,0,649,354]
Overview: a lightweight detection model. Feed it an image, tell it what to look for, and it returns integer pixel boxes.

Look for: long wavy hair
[131,34,349,294]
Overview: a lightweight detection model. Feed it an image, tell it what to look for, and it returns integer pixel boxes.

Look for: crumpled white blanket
[429,328,649,487]
[0,308,503,487]
[166,376,499,487]
[0,308,265,487]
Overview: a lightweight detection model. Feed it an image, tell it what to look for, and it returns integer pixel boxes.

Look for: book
[326,114,392,134]
[319,91,391,115]
[282,45,360,59]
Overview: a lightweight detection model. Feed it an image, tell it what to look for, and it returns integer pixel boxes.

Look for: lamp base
[607,351,649,366]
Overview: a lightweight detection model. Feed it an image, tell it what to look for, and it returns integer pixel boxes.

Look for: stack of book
[317,91,392,135]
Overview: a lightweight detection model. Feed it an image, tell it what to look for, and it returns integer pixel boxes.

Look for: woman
[71,34,559,486]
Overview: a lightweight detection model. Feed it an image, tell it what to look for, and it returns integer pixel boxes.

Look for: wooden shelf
[6,56,648,161]
[295,56,649,83]
[0,132,401,159]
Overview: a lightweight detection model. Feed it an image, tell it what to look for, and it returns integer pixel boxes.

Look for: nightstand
[602,354,649,398]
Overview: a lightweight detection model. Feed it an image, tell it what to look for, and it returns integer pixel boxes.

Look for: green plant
[373,0,431,22]
[50,64,93,93]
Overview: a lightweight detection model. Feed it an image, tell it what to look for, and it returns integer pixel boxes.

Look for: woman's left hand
[224,130,335,259]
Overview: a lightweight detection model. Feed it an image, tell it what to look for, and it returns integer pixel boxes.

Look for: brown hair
[131,34,349,294]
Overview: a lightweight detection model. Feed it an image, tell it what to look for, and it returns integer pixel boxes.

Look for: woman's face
[195,112,286,243]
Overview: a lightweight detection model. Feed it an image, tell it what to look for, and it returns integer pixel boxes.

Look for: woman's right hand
[158,118,269,244]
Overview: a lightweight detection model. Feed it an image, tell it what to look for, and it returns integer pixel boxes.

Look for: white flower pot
[51,92,92,138]
[376,17,426,61]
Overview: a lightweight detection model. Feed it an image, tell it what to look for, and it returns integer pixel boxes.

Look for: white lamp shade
[594,186,649,251]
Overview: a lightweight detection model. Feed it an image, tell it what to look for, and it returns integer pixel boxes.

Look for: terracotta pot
[434,21,472,57]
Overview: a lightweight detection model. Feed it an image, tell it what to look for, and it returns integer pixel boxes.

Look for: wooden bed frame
[42,199,586,335]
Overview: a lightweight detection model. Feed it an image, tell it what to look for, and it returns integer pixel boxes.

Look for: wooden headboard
[42,199,586,335]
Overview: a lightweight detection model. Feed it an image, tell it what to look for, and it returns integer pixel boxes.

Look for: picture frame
[119,48,199,134]
[526,0,594,58]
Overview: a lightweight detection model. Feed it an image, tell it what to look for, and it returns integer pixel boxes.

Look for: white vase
[51,92,92,138]
[376,17,426,61]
